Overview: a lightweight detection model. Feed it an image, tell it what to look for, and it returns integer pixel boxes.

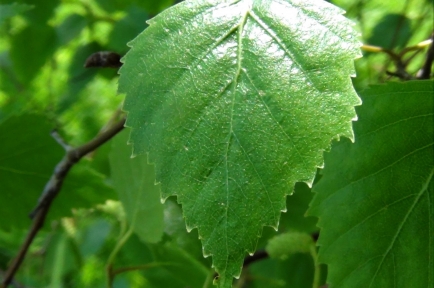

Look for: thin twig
[243,250,268,267]
[50,130,72,151]
[0,270,23,288]
[1,117,125,288]
[113,262,174,276]
[106,227,133,288]
[417,33,434,79]
[361,37,433,81]
[310,245,321,288]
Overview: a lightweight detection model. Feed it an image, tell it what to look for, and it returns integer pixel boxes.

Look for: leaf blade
[0,114,116,230]
[119,0,361,285]
[308,80,434,288]
[109,130,164,243]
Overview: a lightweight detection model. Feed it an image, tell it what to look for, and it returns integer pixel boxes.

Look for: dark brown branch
[84,51,122,69]
[243,250,269,267]
[1,118,125,288]
[0,270,23,288]
[417,33,434,79]
[362,38,434,81]
[361,45,414,80]
[385,49,414,80]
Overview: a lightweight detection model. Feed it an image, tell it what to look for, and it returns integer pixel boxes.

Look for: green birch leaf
[247,253,315,288]
[308,80,434,288]
[147,242,210,287]
[0,3,33,26]
[109,130,164,243]
[108,6,149,54]
[163,199,211,265]
[266,231,314,260]
[279,182,318,234]
[0,114,61,230]
[56,14,87,46]
[10,24,57,83]
[119,0,361,286]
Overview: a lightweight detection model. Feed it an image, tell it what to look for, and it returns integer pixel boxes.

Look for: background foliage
[0,0,432,287]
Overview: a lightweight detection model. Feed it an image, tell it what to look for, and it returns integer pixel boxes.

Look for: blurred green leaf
[44,232,77,287]
[10,24,58,83]
[163,198,211,266]
[138,0,176,14]
[58,163,117,217]
[279,182,319,234]
[107,6,148,54]
[56,14,87,46]
[95,0,175,14]
[147,242,209,287]
[89,139,112,177]
[0,52,23,121]
[255,181,319,252]
[109,130,164,243]
[367,14,412,50]
[0,114,63,230]
[0,3,33,26]
[93,0,132,13]
[0,114,116,230]
[78,218,112,257]
[5,0,61,83]
[115,232,209,288]
[57,43,101,113]
[19,0,59,24]
[119,1,361,286]
[309,80,434,288]
[266,232,314,260]
[246,253,315,288]
[114,232,155,267]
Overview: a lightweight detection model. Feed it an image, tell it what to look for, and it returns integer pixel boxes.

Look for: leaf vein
[232,132,276,223]
[321,192,418,257]
[318,142,434,205]
[243,70,309,167]
[361,113,433,137]
[222,10,249,273]
[0,166,49,178]
[368,168,434,287]
[248,10,319,92]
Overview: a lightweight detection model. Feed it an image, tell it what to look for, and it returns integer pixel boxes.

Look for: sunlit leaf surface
[119,0,360,285]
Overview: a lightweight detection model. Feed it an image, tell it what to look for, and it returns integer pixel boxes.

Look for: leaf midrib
[175,6,317,240]
[222,9,249,273]
[170,4,327,195]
